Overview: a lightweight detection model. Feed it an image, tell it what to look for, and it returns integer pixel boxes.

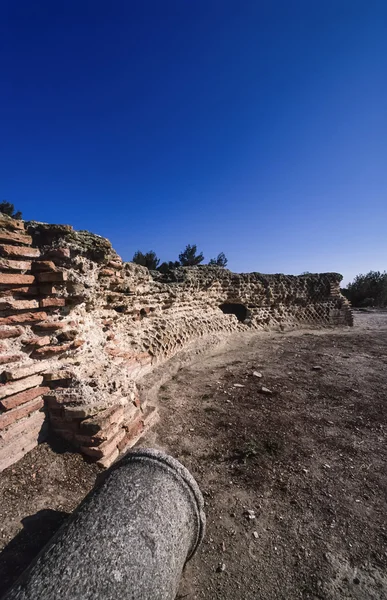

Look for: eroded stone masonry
[0,214,353,471]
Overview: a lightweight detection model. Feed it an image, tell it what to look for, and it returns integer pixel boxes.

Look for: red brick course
[36,271,67,283]
[0,274,35,285]
[0,299,39,312]
[0,311,47,326]
[0,375,44,399]
[32,343,71,358]
[0,259,32,271]
[0,326,23,339]
[1,386,50,411]
[33,321,66,332]
[0,229,32,245]
[0,245,40,258]
[0,396,44,430]
[22,336,51,347]
[39,297,66,308]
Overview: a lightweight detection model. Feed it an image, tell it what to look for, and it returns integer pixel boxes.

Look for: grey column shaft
[3,449,206,600]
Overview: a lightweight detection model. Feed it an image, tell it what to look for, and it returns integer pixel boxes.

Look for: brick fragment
[80,405,125,435]
[0,229,32,245]
[96,448,119,469]
[31,260,57,272]
[0,298,39,312]
[0,354,23,366]
[0,311,47,326]
[0,326,23,339]
[107,261,122,269]
[2,359,53,381]
[0,410,44,444]
[0,396,44,430]
[81,428,126,459]
[0,386,50,410]
[36,271,67,283]
[0,274,35,285]
[74,421,121,447]
[22,336,51,347]
[99,269,115,277]
[33,321,66,332]
[45,247,71,259]
[39,297,66,308]
[0,259,32,271]
[43,369,72,381]
[0,244,40,258]
[117,418,144,452]
[32,343,71,358]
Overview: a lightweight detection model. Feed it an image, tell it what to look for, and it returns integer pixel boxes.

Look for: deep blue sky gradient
[1,1,386,283]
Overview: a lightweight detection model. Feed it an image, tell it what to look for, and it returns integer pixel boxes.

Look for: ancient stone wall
[0,215,352,471]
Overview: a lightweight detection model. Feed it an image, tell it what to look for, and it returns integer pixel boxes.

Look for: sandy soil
[0,310,386,599]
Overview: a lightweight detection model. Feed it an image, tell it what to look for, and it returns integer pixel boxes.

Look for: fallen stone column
[4,449,206,600]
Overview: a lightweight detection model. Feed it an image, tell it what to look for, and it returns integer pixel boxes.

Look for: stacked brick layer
[0,214,352,471]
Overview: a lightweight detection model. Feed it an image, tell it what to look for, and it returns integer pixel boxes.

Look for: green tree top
[209,252,228,268]
[0,201,22,220]
[132,250,160,270]
[178,244,204,266]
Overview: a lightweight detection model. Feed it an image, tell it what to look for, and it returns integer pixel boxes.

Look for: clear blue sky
[1,1,386,284]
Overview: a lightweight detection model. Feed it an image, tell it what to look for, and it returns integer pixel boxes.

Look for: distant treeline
[132,245,228,272]
[342,271,387,307]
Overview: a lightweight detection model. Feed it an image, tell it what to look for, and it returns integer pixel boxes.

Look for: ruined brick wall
[0,215,352,471]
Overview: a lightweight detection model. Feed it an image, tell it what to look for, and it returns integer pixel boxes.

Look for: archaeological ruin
[0,214,353,471]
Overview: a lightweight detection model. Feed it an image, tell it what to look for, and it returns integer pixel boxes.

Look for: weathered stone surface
[0,374,44,399]
[0,396,44,429]
[1,386,50,410]
[0,244,40,258]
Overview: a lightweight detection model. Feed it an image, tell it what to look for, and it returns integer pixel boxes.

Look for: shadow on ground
[0,509,68,597]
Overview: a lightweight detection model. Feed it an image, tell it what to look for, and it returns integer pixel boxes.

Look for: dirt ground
[0,310,386,599]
